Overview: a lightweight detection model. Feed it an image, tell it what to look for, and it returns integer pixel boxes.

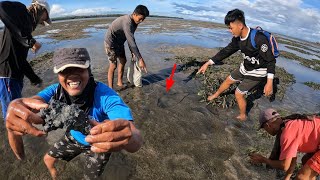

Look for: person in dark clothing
[0,0,51,122]
[197,9,276,121]
[104,5,149,89]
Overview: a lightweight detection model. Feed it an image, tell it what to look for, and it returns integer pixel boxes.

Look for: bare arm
[197,37,239,74]
[5,97,48,160]
[250,153,293,171]
[284,157,297,180]
[123,20,142,60]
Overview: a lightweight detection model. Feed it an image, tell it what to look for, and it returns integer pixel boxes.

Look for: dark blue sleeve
[37,84,59,103]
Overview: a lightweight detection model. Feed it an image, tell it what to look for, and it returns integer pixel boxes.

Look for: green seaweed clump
[304,81,320,90]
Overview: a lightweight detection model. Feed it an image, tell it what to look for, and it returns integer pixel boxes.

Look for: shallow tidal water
[0,17,319,179]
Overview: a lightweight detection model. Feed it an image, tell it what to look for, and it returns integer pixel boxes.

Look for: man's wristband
[267,73,274,79]
[208,59,215,65]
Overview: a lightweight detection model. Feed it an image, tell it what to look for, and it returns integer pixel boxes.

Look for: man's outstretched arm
[250,153,293,171]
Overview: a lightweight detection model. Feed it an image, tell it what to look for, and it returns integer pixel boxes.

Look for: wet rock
[39,99,91,135]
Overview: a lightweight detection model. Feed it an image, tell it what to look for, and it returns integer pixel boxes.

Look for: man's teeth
[68,82,80,88]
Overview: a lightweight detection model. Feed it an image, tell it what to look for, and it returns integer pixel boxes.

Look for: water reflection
[28,19,319,112]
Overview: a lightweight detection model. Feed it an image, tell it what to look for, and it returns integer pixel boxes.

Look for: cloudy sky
[18,0,320,42]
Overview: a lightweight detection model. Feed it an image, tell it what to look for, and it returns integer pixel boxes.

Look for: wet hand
[139,58,148,73]
[85,120,133,153]
[6,98,48,136]
[249,153,266,164]
[31,41,42,54]
[197,61,210,74]
[264,80,273,97]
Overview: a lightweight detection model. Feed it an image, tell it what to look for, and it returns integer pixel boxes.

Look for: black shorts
[104,42,126,64]
[47,134,111,179]
[230,69,261,94]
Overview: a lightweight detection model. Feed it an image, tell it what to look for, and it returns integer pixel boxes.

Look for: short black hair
[133,5,149,17]
[224,9,245,26]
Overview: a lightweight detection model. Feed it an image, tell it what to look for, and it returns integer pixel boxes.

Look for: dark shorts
[47,134,111,179]
[104,42,126,64]
[230,69,261,94]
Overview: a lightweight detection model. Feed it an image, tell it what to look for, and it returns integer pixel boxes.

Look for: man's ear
[239,22,244,30]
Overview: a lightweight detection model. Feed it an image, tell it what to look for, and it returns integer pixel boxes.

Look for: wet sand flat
[0,17,319,179]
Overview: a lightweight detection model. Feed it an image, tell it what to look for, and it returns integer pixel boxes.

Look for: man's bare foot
[49,168,57,180]
[115,83,128,91]
[207,94,218,101]
[236,114,247,121]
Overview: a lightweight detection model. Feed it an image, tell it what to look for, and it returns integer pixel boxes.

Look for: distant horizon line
[0,14,319,44]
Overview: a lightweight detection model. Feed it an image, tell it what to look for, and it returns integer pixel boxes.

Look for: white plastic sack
[127,55,142,87]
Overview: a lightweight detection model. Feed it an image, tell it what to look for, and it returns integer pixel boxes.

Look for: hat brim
[257,115,280,130]
[54,60,90,73]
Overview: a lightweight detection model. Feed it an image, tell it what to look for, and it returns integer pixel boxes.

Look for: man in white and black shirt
[198,9,276,121]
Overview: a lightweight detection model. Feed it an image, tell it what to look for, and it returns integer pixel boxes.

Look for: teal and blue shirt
[37,82,133,145]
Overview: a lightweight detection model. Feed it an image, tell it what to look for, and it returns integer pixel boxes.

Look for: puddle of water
[46,29,61,34]
[82,27,100,33]
[278,44,320,60]
[28,20,319,112]
[278,83,320,113]
[91,24,109,28]
[276,57,320,83]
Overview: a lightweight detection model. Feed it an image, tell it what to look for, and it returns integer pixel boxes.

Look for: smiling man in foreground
[5,48,143,179]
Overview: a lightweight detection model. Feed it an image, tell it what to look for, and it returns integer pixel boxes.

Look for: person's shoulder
[231,36,240,43]
[39,83,59,93]
[48,83,59,89]
[95,82,118,96]
[283,120,302,132]
[117,14,129,21]
[254,30,268,42]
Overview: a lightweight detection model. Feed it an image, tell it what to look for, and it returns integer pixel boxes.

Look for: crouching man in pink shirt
[250,108,320,180]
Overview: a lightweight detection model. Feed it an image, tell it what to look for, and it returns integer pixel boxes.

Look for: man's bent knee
[108,63,117,70]
[44,154,55,164]
[235,88,246,97]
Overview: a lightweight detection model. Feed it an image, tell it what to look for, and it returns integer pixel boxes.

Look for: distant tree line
[0,14,182,30]
[51,14,183,21]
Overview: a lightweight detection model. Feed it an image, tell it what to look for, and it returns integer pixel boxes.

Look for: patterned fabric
[48,134,111,179]
[104,42,126,64]
[229,68,261,94]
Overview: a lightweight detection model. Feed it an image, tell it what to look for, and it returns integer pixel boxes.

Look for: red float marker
[166,63,177,92]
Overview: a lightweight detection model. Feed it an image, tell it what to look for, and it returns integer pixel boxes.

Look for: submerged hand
[86,120,136,153]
